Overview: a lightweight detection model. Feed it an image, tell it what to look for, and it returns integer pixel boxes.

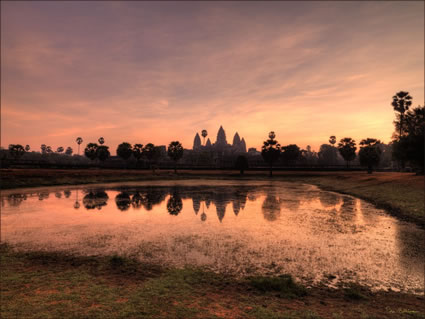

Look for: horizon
[1,1,424,155]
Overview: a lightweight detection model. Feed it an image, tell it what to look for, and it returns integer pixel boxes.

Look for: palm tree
[143,143,159,173]
[57,146,64,153]
[201,130,208,145]
[167,141,184,173]
[117,142,133,168]
[132,144,144,166]
[84,143,98,161]
[337,138,357,168]
[65,147,73,155]
[98,137,105,145]
[8,144,25,161]
[329,136,336,146]
[25,145,30,152]
[96,145,110,163]
[359,138,382,174]
[392,91,412,138]
[261,131,281,177]
[76,137,83,155]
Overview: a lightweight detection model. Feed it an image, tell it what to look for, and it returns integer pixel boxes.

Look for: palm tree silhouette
[98,137,105,145]
[392,91,412,138]
[76,137,83,155]
[201,130,208,145]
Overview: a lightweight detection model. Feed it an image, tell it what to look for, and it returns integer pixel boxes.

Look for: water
[1,180,423,294]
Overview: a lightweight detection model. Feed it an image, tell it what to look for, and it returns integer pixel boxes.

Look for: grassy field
[1,244,424,319]
[1,169,423,227]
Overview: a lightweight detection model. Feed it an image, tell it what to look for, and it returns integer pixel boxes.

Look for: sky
[1,1,424,154]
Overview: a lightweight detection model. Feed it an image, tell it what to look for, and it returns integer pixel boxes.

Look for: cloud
[1,1,423,152]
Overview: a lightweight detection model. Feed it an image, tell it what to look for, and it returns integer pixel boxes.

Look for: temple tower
[193,133,201,150]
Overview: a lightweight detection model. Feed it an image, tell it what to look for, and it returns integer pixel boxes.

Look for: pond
[1,180,423,294]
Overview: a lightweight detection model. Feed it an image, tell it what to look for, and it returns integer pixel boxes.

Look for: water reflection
[115,192,131,211]
[262,195,281,221]
[7,194,27,207]
[1,180,423,294]
[167,190,183,216]
[83,190,108,210]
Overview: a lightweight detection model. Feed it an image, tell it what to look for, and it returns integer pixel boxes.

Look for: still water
[1,180,423,294]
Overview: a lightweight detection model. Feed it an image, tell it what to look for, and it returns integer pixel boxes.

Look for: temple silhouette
[192,126,247,154]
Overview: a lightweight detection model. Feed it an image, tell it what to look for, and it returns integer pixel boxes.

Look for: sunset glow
[1,1,424,153]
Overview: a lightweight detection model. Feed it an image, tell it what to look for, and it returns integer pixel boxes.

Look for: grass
[249,274,307,298]
[1,244,424,319]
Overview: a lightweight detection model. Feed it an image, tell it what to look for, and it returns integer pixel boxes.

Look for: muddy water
[1,180,423,294]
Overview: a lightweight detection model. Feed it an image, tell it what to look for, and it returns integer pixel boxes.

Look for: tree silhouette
[41,144,47,154]
[98,137,105,145]
[235,155,249,175]
[84,143,98,161]
[96,145,110,162]
[25,145,30,152]
[116,142,133,165]
[201,129,208,145]
[392,105,424,174]
[76,137,83,155]
[56,146,64,153]
[281,144,301,166]
[8,144,25,160]
[337,138,357,168]
[359,138,382,174]
[392,91,412,139]
[46,146,53,154]
[318,144,338,166]
[132,144,144,166]
[143,143,160,173]
[65,147,73,155]
[167,141,184,173]
[261,131,281,177]
[329,136,336,146]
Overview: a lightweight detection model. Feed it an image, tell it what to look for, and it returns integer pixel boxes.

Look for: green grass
[1,244,424,319]
[249,274,307,298]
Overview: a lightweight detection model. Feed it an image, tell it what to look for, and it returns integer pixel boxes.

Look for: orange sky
[1,1,424,154]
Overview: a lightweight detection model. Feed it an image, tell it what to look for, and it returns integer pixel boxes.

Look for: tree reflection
[38,192,49,201]
[131,192,144,209]
[7,194,27,207]
[115,192,131,211]
[141,188,168,211]
[83,190,109,210]
[64,190,71,198]
[167,191,183,216]
[318,192,341,208]
[74,190,80,209]
[262,195,281,221]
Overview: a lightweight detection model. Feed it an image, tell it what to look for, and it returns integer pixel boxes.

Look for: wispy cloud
[1,1,423,152]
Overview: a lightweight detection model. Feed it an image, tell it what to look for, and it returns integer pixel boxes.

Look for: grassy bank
[1,244,424,319]
[1,169,423,227]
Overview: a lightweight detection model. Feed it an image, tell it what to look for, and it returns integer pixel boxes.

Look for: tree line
[4,91,423,174]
